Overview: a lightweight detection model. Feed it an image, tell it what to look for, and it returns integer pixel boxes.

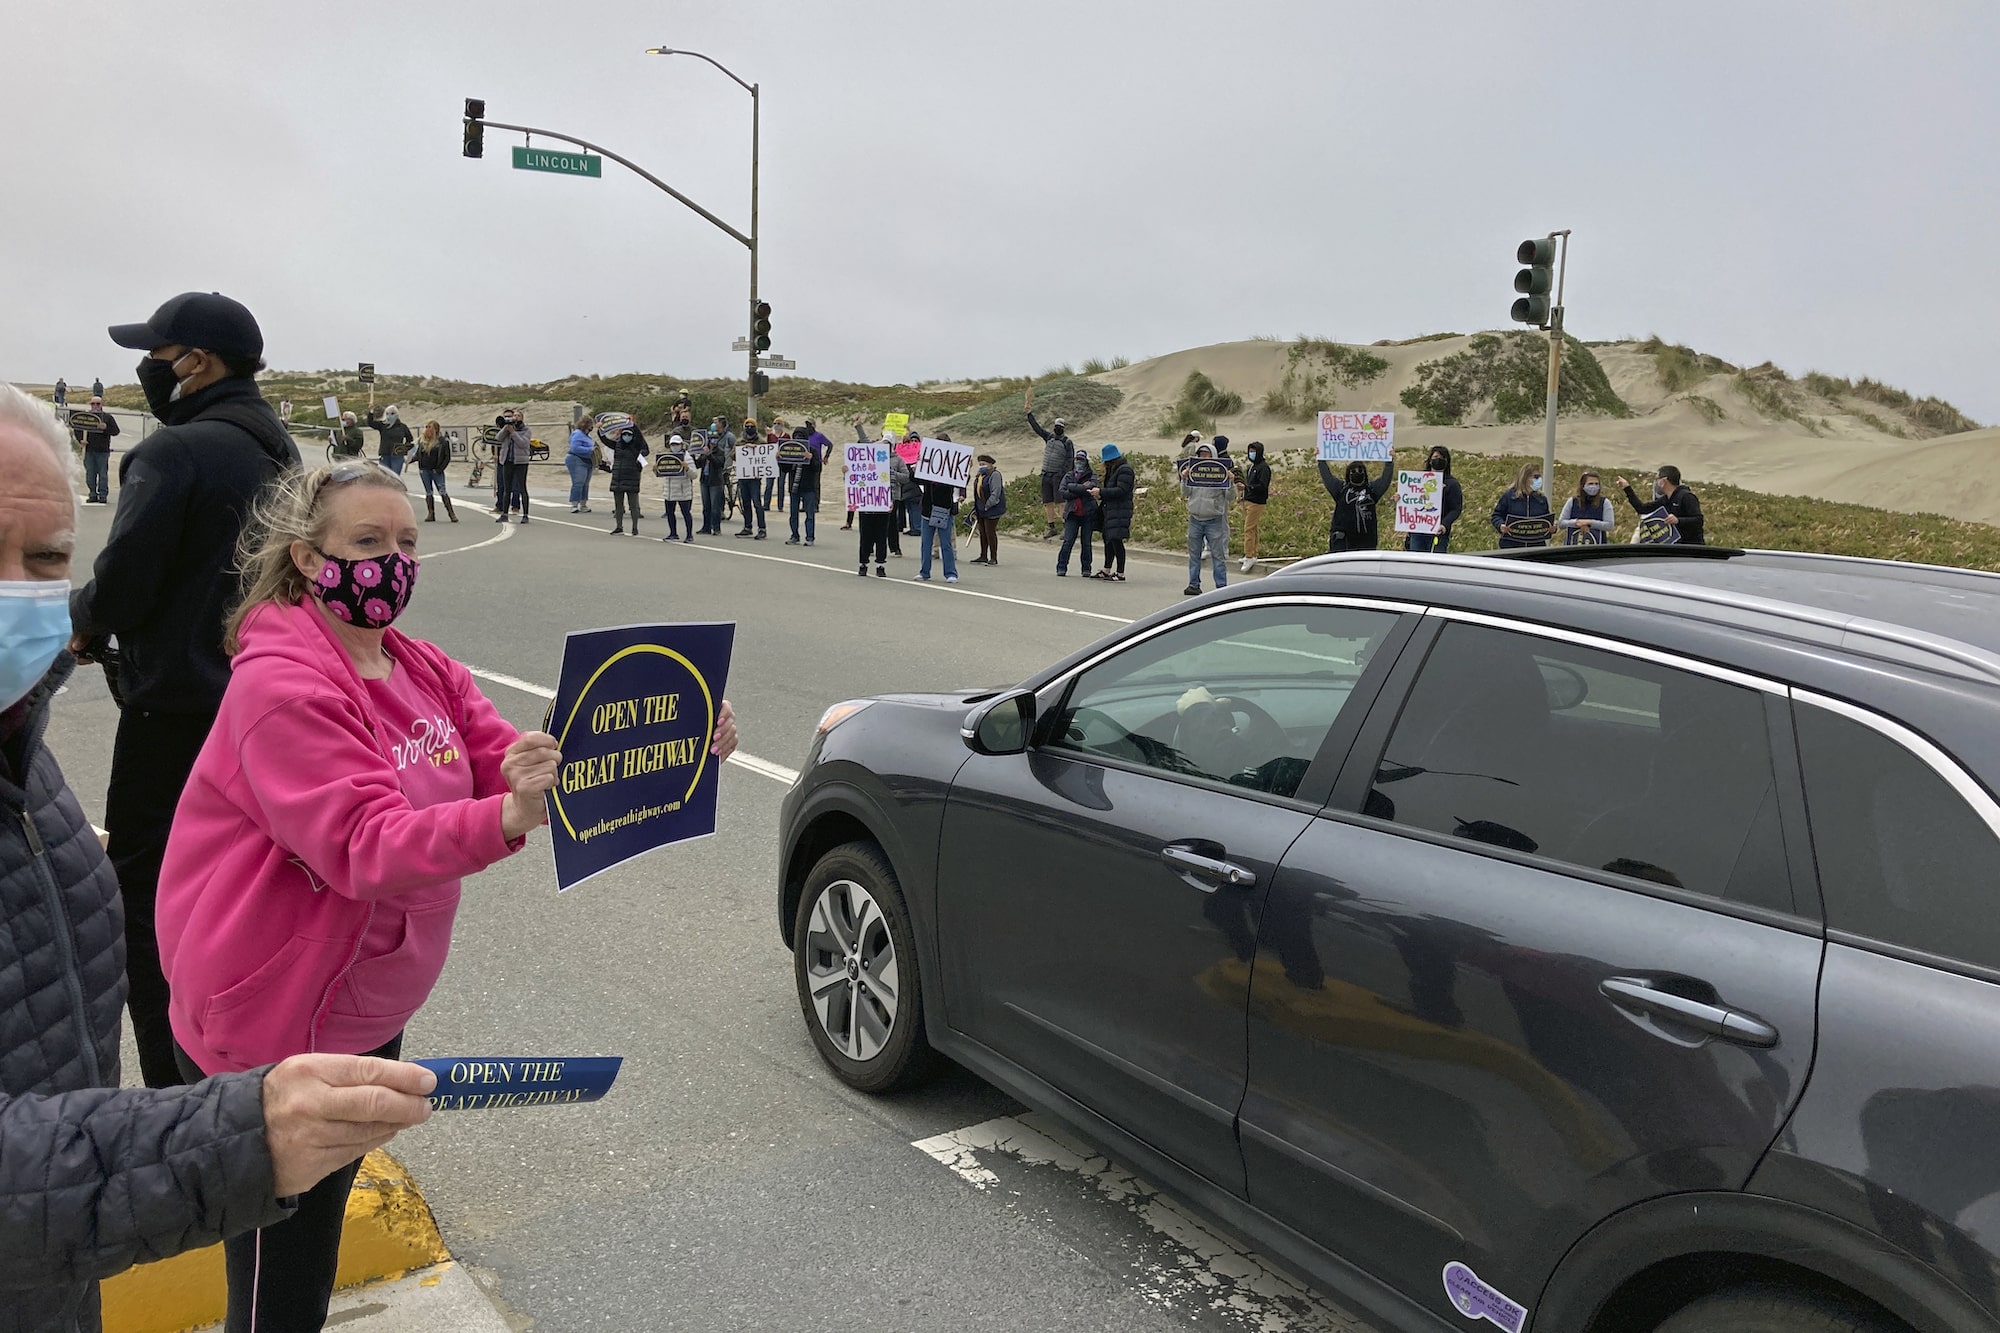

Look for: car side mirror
[964,689,1036,756]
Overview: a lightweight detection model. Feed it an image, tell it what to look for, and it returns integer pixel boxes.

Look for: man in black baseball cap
[71,291,300,1088]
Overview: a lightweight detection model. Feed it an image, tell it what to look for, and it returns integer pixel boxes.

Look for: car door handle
[1160,843,1257,891]
[1599,976,1779,1049]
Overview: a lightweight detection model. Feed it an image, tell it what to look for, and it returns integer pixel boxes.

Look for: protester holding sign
[1492,462,1554,548]
[1317,456,1395,554]
[915,467,961,583]
[1404,446,1464,553]
[658,434,695,542]
[1179,441,1235,595]
[855,431,896,576]
[1618,465,1705,545]
[1559,471,1616,545]
[734,420,770,539]
[600,411,650,536]
[71,394,120,504]
[696,419,733,534]
[1095,445,1135,582]
[785,419,829,546]
[155,460,570,1331]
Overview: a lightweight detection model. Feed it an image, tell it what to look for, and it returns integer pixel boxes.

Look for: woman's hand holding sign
[501,730,563,840]
[711,700,739,761]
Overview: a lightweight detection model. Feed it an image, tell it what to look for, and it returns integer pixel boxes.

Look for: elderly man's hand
[262,1054,436,1198]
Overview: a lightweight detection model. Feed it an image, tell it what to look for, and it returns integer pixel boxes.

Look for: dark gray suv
[777,546,2000,1333]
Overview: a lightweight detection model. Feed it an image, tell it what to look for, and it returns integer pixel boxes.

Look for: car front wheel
[793,841,935,1093]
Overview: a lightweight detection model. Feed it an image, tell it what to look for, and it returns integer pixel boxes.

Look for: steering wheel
[1175,694,1291,782]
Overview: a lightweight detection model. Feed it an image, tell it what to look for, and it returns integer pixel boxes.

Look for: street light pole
[647,47,760,427]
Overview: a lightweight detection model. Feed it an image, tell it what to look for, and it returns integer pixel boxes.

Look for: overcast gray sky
[6,0,1996,421]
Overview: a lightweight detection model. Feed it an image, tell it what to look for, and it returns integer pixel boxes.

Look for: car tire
[1654,1283,1900,1333]
[793,840,936,1093]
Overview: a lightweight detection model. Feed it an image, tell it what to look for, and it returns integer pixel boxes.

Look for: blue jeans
[1187,515,1229,589]
[1057,512,1095,575]
[902,494,924,535]
[1404,530,1452,554]
[379,452,406,474]
[737,478,766,532]
[701,478,727,532]
[566,454,592,505]
[82,450,110,501]
[919,509,958,579]
[418,467,446,499]
[790,487,819,541]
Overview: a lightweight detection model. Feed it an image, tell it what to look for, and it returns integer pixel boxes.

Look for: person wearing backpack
[969,455,1007,565]
[1317,455,1394,554]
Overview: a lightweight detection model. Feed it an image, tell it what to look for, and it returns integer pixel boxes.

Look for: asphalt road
[47,471,1373,1333]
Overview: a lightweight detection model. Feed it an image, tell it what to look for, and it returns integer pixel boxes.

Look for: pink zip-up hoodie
[158,598,524,1074]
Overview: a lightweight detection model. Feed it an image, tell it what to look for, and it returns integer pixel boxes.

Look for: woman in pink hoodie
[156,460,738,1331]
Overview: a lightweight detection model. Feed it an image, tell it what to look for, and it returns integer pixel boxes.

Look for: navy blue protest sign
[414,1056,623,1111]
[1633,506,1681,545]
[545,622,735,891]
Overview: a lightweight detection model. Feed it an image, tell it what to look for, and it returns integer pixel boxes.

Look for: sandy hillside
[953,338,1999,527]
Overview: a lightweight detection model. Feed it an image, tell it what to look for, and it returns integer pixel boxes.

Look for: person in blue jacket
[1491,461,1553,548]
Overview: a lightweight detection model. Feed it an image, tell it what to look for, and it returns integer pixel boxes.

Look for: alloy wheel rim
[804,878,900,1062]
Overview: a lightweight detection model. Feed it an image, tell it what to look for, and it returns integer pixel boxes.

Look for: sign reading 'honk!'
[545,623,736,890]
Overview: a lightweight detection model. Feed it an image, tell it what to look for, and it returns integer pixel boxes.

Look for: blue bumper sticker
[413,1056,623,1110]
[1443,1262,1527,1332]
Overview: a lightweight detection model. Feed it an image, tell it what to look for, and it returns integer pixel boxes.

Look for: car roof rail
[1488,544,1748,564]
[1278,550,2000,686]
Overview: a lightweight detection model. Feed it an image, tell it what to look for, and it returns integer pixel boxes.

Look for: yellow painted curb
[100,1149,451,1333]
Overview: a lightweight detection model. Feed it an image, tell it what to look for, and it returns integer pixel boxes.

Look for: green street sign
[511,146,602,178]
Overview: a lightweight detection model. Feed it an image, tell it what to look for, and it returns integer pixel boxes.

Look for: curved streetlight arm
[477,117,750,250]
[646,47,753,97]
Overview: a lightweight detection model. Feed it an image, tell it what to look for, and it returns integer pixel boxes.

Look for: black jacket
[70,378,300,713]
[0,657,286,1332]
[1621,481,1706,545]
[70,412,121,454]
[364,411,413,459]
[1059,466,1099,518]
[1318,458,1395,551]
[918,478,959,518]
[1097,458,1136,540]
[413,432,452,473]
[1240,455,1272,506]
[608,428,650,492]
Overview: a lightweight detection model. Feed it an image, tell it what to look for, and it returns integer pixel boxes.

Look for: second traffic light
[1511,237,1555,327]
[752,301,772,352]
[751,372,770,396]
[463,98,485,159]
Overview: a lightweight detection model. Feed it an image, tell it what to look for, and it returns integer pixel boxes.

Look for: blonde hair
[421,419,441,443]
[1512,461,1542,499]
[224,462,411,654]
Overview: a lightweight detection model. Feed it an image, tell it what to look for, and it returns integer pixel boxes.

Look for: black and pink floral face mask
[309,550,418,628]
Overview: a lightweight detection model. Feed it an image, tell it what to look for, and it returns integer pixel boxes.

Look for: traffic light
[752,301,772,352]
[751,372,770,396]
[463,98,485,159]
[1511,238,1555,327]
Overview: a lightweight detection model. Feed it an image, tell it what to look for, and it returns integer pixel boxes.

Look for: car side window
[1795,703,2000,969]
[1048,604,1400,798]
[1369,622,1791,908]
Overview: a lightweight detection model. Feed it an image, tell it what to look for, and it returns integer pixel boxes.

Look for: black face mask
[136,353,192,419]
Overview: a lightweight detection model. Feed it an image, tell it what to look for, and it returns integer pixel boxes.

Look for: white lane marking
[425,521,517,559]
[913,1113,1368,1333]
[467,486,1134,626]
[463,665,800,787]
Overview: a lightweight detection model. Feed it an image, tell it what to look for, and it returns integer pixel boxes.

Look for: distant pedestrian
[1180,440,1234,595]
[52,376,67,407]
[735,418,768,539]
[899,431,926,538]
[1056,447,1098,578]
[787,418,828,546]
[669,388,694,437]
[332,411,366,459]
[279,396,294,425]
[1095,444,1134,582]
[1240,440,1272,572]
[1617,465,1704,545]
[72,289,301,1087]
[1559,470,1615,545]
[1027,402,1073,540]
[566,413,596,513]
[659,434,695,542]
[857,431,895,577]
[365,404,413,474]
[414,419,457,521]
[71,394,121,504]
[970,454,1006,565]
[696,418,732,534]
[1492,462,1552,548]
[885,446,910,557]
[1405,446,1464,553]
[492,409,531,523]
[92,374,104,398]
[1317,456,1394,554]
[915,441,961,583]
[599,410,649,535]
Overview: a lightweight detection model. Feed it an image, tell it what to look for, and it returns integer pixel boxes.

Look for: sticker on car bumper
[1443,1262,1527,1332]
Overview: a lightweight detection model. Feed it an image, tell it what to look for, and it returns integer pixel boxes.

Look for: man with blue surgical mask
[0,384,441,1328]
[68,292,300,1088]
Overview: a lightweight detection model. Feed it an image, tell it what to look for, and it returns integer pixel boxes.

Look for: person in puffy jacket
[969,455,1007,566]
[658,434,695,543]
[414,420,457,522]
[1026,406,1073,539]
[1492,461,1553,548]
[1237,441,1271,572]
[1317,456,1394,554]
[566,414,596,514]
[0,395,438,1333]
[1055,447,1098,578]
[599,411,650,536]
[1094,445,1135,582]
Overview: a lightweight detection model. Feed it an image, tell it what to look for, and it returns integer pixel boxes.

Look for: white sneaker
[1240,557,1254,573]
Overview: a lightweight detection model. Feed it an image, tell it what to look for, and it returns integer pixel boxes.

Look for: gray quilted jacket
[1,656,288,1333]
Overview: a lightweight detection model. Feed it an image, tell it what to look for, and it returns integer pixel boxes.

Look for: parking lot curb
[99,1149,451,1333]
